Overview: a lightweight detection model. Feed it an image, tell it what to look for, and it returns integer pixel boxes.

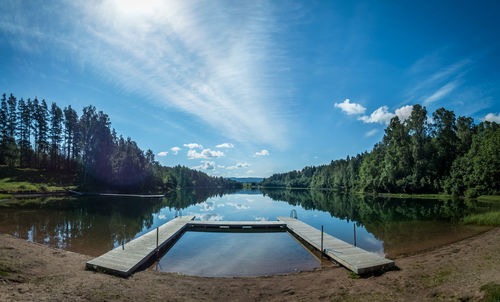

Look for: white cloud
[196,213,223,221]
[484,113,500,123]
[215,143,234,148]
[255,149,269,156]
[358,106,394,125]
[217,165,225,168]
[170,146,181,155]
[157,151,168,157]
[188,149,224,159]
[365,129,378,137]
[423,82,458,105]
[254,216,268,221]
[184,143,203,149]
[246,170,254,174]
[226,202,250,210]
[395,105,413,122]
[334,99,366,115]
[226,162,250,170]
[192,160,215,170]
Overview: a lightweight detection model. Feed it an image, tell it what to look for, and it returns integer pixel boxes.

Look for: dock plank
[86,216,195,276]
[277,217,394,274]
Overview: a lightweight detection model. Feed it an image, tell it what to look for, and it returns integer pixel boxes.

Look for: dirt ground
[1,228,499,302]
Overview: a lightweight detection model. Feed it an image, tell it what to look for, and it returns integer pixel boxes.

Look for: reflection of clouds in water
[226,202,249,210]
[361,236,385,257]
[254,216,268,221]
[158,214,167,220]
[195,213,223,221]
[216,204,225,207]
[246,198,254,203]
[199,201,215,212]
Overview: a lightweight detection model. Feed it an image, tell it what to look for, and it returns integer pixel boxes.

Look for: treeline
[262,105,499,197]
[0,93,240,193]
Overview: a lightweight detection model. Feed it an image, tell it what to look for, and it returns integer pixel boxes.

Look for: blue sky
[1,0,499,177]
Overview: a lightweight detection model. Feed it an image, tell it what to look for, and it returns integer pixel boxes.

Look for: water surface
[0,188,492,276]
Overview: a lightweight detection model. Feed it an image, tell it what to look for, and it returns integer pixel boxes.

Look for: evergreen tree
[49,102,63,170]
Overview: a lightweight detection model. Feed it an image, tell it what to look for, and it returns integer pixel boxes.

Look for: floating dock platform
[86,216,394,276]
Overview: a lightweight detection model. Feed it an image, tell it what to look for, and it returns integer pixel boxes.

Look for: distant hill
[228,177,263,183]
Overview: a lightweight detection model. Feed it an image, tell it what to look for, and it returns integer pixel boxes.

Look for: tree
[49,102,63,170]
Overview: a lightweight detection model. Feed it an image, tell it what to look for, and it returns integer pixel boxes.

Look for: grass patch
[0,165,76,193]
[348,271,360,279]
[360,192,454,200]
[480,282,500,302]
[477,195,500,203]
[462,211,500,226]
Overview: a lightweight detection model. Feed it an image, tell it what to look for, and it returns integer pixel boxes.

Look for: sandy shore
[1,228,499,301]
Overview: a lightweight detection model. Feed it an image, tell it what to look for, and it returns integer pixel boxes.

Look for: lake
[0,189,491,276]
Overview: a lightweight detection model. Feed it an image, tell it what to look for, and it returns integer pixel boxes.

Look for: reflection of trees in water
[261,188,479,225]
[0,188,237,256]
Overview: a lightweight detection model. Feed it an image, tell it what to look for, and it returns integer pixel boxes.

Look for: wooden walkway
[87,216,394,277]
[86,216,195,277]
[278,217,394,274]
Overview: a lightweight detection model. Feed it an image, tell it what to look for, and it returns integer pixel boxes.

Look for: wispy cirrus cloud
[0,0,292,147]
[226,162,250,170]
[215,143,234,148]
[184,143,203,149]
[423,81,458,105]
[365,129,378,137]
[255,149,269,156]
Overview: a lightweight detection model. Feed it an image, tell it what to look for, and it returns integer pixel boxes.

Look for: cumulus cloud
[216,143,234,148]
[157,151,168,157]
[193,160,216,170]
[226,162,250,170]
[170,146,181,155]
[365,129,378,137]
[484,113,500,123]
[255,149,269,156]
[359,105,414,125]
[184,143,203,149]
[395,105,413,122]
[246,170,254,174]
[334,99,366,115]
[358,106,394,125]
[188,149,224,159]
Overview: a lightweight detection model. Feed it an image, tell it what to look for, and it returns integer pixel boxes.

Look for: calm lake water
[0,188,492,276]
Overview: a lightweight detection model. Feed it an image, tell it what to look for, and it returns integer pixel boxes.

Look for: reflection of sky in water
[138,193,384,256]
[156,232,320,277]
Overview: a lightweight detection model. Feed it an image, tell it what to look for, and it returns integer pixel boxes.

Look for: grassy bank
[0,165,76,194]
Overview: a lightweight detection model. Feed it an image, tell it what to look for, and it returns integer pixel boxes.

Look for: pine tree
[50,102,63,170]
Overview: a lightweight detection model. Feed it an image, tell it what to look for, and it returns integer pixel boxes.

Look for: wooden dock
[278,217,394,274]
[87,216,394,277]
[86,216,195,277]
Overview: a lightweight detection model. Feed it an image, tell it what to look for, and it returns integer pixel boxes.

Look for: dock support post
[321,225,324,255]
[353,223,356,247]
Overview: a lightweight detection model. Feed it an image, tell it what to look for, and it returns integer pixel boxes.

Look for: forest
[0,93,241,193]
[262,105,499,197]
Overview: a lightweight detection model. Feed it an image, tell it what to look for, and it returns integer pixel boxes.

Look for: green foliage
[462,211,500,226]
[262,105,500,196]
[480,282,500,302]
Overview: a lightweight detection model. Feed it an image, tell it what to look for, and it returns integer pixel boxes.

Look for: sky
[1,0,499,177]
